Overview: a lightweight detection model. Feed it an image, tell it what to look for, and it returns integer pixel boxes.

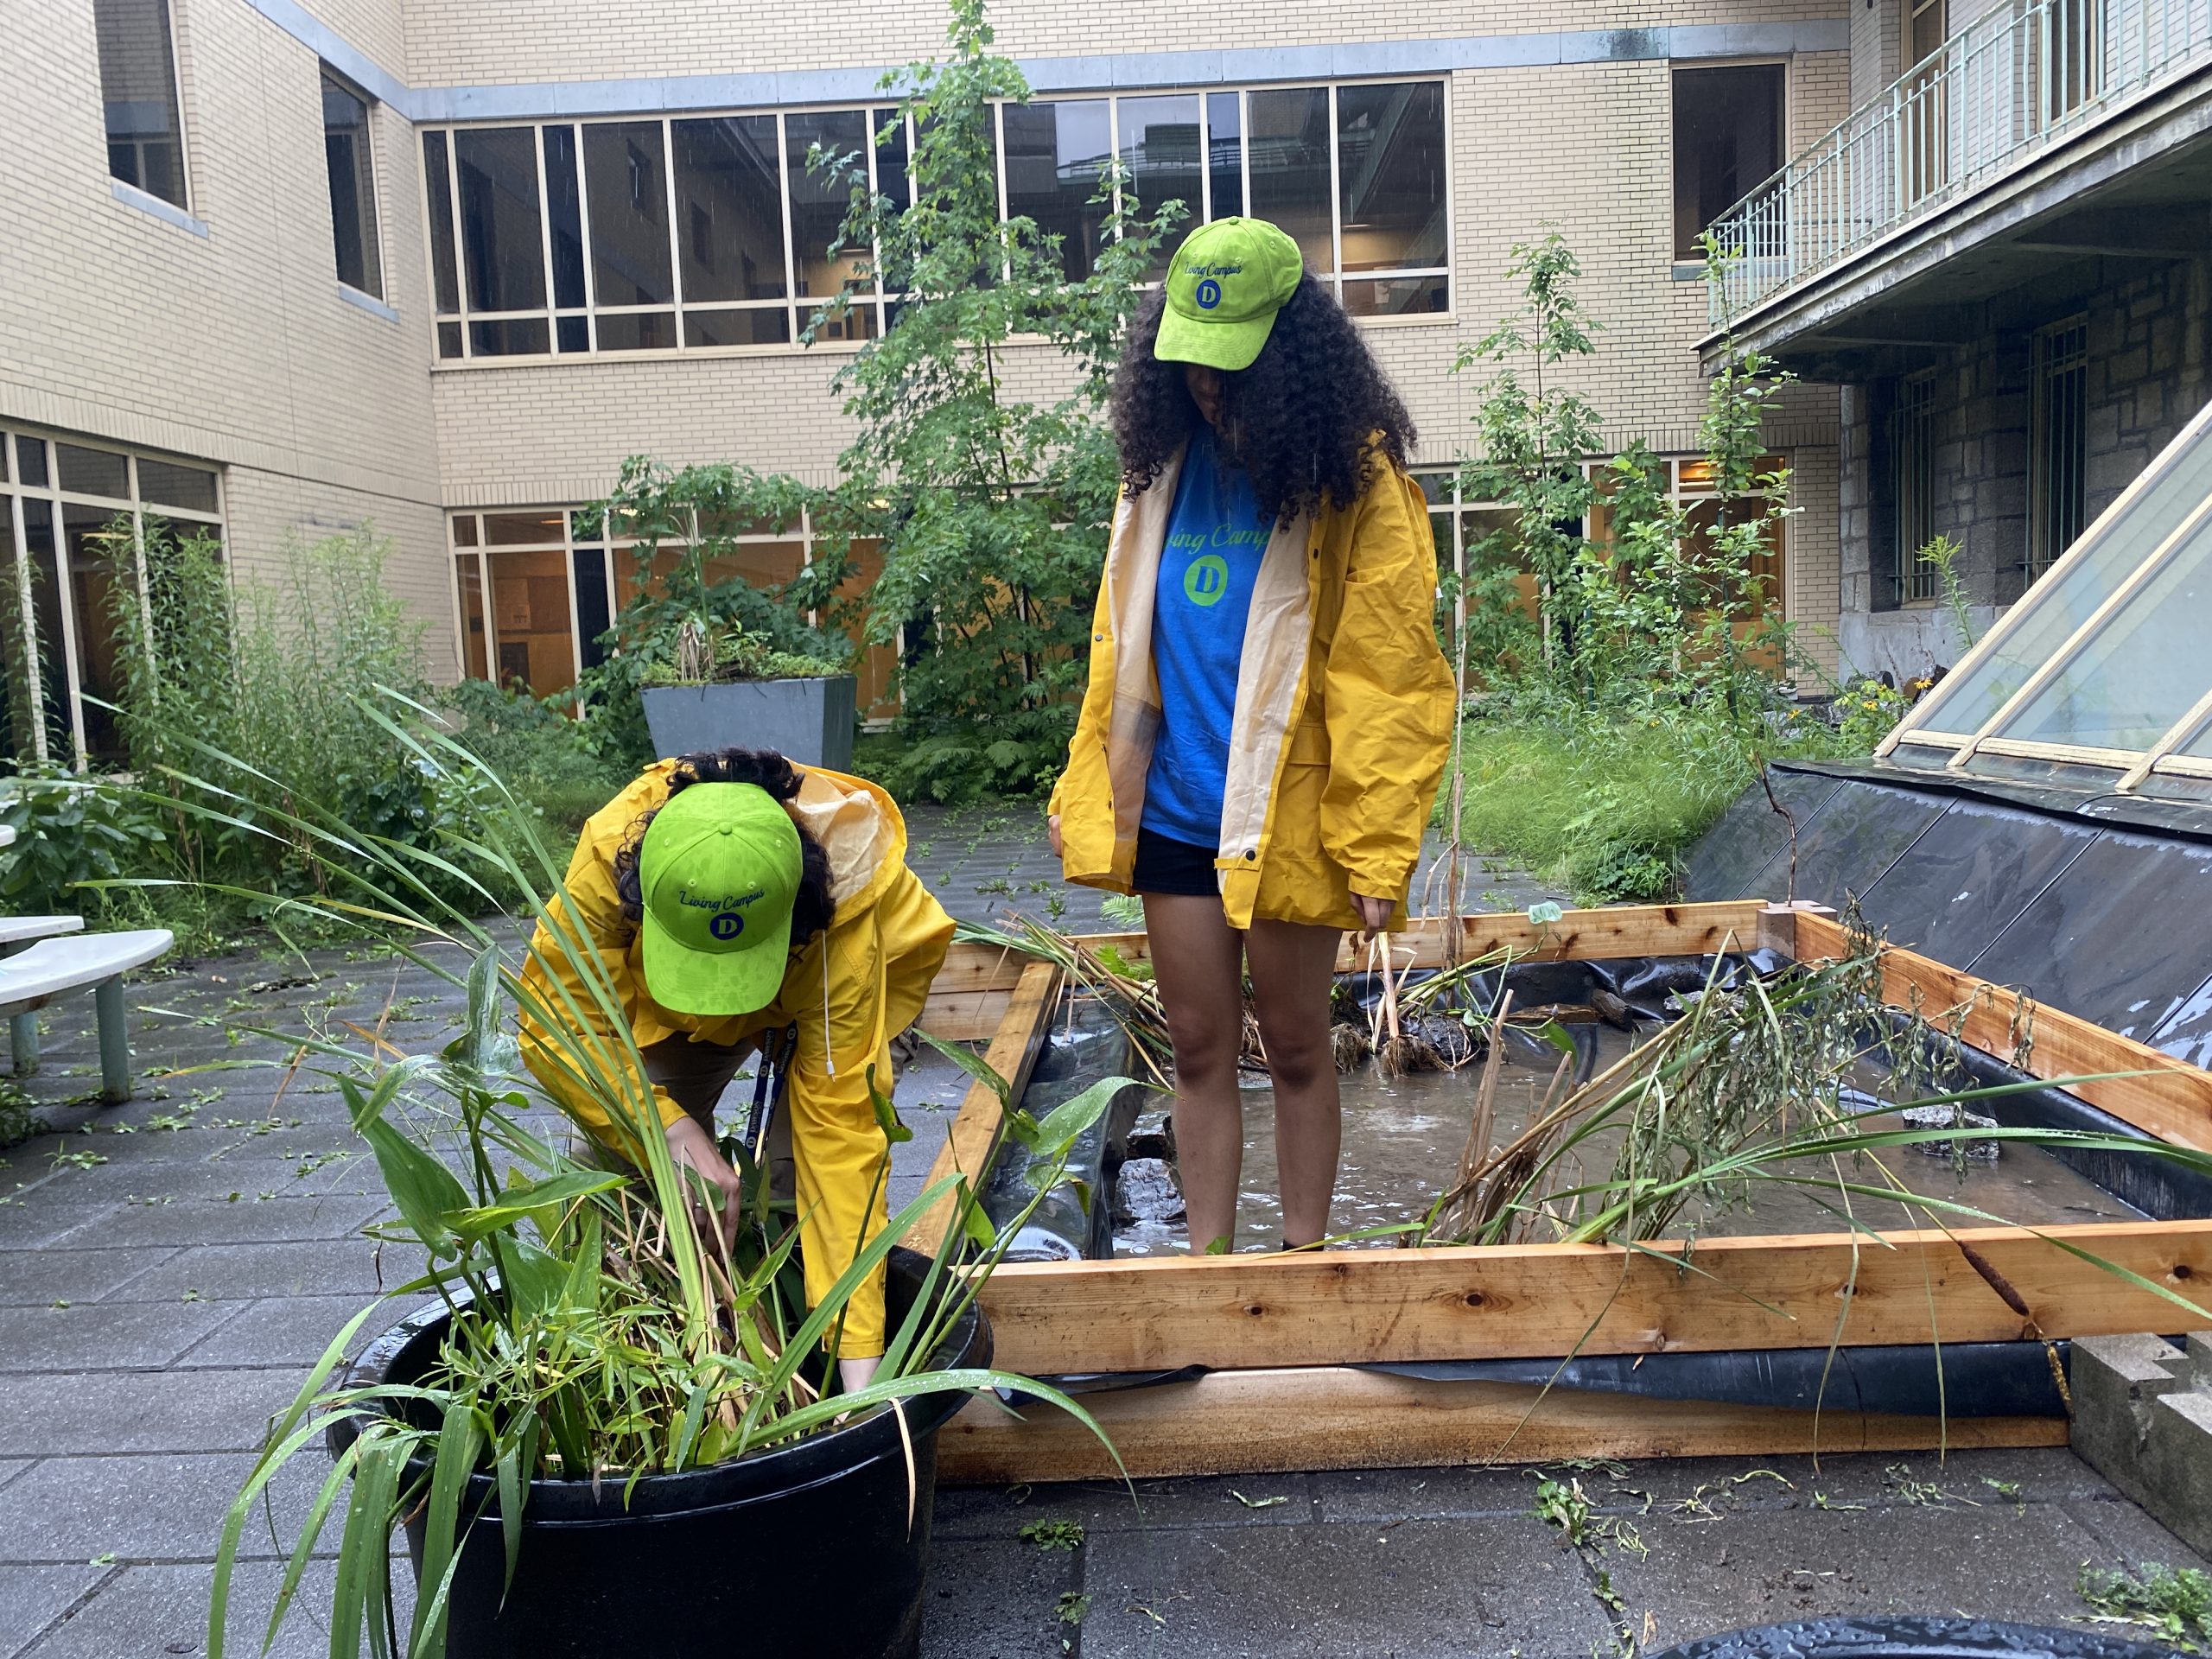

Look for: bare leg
[1143,893,1249,1254]
[1246,919,1344,1248]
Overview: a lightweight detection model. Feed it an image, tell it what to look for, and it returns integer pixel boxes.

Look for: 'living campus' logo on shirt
[1184,554,1229,605]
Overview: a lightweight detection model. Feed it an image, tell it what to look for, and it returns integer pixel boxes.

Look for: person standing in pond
[1049,218,1453,1254]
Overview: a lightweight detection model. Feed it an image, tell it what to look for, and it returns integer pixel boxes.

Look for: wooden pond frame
[906,900,2212,1481]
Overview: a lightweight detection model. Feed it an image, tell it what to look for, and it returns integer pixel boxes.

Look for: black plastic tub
[329,1247,988,1659]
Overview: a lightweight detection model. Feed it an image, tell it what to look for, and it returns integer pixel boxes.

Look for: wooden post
[938,1365,2068,1484]
[1789,911,2212,1150]
[901,959,1061,1255]
[974,1220,2212,1376]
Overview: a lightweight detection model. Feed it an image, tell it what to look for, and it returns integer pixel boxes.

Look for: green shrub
[103,518,497,925]
[438,679,623,836]
[0,766,168,920]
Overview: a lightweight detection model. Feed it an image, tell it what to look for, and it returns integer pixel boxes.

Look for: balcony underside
[1700,60,2212,381]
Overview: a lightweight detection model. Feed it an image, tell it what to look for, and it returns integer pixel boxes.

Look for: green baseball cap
[1154,217,1305,372]
[637,783,803,1017]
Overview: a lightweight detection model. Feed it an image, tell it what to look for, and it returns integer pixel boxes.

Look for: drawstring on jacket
[821,945,836,1077]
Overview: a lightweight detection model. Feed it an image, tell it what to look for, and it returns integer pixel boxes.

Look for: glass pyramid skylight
[1882,395,2212,799]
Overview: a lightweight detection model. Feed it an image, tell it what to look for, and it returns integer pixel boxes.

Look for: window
[1671,64,1784,261]
[0,428,222,766]
[421,79,1450,360]
[450,508,903,721]
[2029,317,2088,582]
[95,0,188,208]
[1891,372,1939,601]
[1903,0,1948,202]
[321,69,383,298]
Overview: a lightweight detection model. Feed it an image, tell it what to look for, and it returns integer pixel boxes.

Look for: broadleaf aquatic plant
[73,692,1136,1659]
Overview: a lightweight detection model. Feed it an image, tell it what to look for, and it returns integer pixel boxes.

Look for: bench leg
[10,1012,36,1077]
[96,977,130,1103]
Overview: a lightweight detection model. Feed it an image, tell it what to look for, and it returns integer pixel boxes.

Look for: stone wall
[1834,254,2212,688]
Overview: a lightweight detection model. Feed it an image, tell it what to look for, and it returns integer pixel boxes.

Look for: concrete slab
[919,1536,1083,1659]
[1599,1497,2169,1649]
[1077,1514,1610,1658]
[22,1559,389,1659]
[171,1294,382,1370]
[47,1194,386,1250]
[118,1239,425,1303]
[0,1300,244,1374]
[2065,1492,2212,1567]
[937,1474,1319,1541]
[0,1248,174,1306]
[0,1368,311,1457]
[0,1199,108,1250]
[0,1451,324,1564]
[0,1564,107,1659]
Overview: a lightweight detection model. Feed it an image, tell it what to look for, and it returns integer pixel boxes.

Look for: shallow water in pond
[1109,1022,2144,1257]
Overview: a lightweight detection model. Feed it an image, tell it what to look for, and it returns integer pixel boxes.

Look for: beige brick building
[8,0,1887,761]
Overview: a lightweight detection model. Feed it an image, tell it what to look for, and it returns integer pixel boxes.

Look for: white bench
[0,914,86,1074]
[0,928,173,1102]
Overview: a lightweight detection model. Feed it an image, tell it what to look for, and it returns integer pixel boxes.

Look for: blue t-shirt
[1142,428,1271,847]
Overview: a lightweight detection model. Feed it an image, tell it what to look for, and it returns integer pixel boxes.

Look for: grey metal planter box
[641,677,857,771]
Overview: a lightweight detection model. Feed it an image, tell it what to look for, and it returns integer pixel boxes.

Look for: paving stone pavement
[0,851,2200,1657]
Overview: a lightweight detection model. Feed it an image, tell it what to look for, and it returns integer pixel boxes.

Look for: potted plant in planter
[640,613,859,771]
[174,714,1120,1659]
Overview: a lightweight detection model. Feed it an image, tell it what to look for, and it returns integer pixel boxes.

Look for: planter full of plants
[641,614,857,772]
[180,712,1122,1659]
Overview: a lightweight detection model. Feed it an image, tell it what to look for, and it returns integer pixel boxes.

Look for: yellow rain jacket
[519,764,955,1357]
[1052,447,1453,930]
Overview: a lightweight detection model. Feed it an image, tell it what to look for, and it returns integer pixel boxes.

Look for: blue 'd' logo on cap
[709,912,744,941]
[1194,277,1222,310]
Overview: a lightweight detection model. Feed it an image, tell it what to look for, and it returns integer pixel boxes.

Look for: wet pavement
[0,850,2202,1658]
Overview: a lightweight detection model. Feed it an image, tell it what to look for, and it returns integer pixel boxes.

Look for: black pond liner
[995,945,2202,1426]
[1647,1616,2183,1659]
[328,1247,987,1659]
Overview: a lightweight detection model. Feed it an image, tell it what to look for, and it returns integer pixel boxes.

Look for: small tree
[805,0,1182,799]
[1455,230,1604,677]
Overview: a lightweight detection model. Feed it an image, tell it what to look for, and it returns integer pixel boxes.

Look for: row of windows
[95,0,386,303]
[453,454,1790,707]
[89,1,1797,356]
[419,79,1452,360]
[0,427,225,767]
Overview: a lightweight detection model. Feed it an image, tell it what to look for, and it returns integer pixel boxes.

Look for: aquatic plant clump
[1418,917,2212,1255]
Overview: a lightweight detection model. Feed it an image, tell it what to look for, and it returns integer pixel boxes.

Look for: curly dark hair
[1108,272,1415,523]
[613,747,835,952]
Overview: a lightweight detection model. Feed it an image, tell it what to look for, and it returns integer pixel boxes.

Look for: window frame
[448,507,913,724]
[1668,59,1789,266]
[320,64,386,302]
[0,426,225,768]
[96,0,194,213]
[420,75,1454,365]
[1891,369,1941,604]
[2027,314,2088,583]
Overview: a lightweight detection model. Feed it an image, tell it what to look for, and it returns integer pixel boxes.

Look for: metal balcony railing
[1707,0,2212,326]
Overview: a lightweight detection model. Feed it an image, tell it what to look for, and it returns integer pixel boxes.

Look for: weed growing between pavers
[2079,1561,2212,1650]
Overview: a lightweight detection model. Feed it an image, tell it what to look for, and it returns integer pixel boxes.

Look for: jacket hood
[787,765,907,924]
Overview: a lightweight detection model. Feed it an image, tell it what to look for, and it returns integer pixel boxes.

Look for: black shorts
[1131,828,1218,898]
